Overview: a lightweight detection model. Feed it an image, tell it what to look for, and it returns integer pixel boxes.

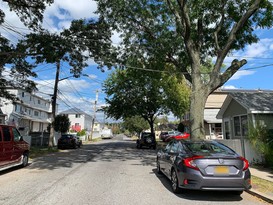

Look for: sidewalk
[248,167,273,203]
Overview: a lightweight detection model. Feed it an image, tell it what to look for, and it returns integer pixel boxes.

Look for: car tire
[21,153,29,167]
[171,169,182,194]
[156,160,162,174]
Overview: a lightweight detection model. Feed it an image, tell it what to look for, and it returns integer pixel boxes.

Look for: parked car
[57,134,81,149]
[0,124,30,172]
[160,131,181,142]
[136,132,156,149]
[156,139,251,195]
[165,132,190,142]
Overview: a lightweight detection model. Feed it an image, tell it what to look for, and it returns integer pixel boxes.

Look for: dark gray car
[156,140,251,195]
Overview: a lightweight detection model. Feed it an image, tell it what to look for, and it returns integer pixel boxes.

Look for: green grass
[251,176,273,196]
[29,147,59,159]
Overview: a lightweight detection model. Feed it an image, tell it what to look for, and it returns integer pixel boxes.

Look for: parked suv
[136,132,156,149]
[0,124,30,171]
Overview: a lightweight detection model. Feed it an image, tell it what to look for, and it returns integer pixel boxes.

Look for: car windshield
[184,141,235,155]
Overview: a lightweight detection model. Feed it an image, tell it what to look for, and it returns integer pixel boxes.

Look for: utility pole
[90,90,98,141]
[49,60,60,147]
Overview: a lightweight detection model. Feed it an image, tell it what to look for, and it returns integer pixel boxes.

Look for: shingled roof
[229,92,273,112]
[217,91,273,118]
[60,108,87,115]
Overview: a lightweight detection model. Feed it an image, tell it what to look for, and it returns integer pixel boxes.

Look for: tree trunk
[189,78,209,140]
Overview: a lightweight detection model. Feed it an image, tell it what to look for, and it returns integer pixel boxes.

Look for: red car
[165,132,190,142]
[0,125,30,172]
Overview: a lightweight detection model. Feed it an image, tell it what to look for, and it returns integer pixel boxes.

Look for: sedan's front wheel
[156,160,162,174]
[171,169,182,193]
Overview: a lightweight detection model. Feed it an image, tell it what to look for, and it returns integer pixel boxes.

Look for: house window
[22,92,24,97]
[76,114,81,118]
[34,111,39,116]
[30,96,32,101]
[234,115,248,136]
[241,115,248,136]
[38,99,41,104]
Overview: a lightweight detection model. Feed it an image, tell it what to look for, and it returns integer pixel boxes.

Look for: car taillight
[239,156,249,171]
[183,156,204,170]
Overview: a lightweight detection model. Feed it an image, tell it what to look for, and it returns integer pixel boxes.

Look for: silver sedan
[156,140,251,195]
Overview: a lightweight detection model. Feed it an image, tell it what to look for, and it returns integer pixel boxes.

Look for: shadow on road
[27,139,157,171]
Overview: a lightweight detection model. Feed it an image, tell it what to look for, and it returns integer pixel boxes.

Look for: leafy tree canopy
[122,115,150,135]
[0,0,54,101]
[53,114,70,133]
[103,58,190,133]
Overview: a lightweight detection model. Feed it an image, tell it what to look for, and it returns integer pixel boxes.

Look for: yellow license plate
[214,166,229,174]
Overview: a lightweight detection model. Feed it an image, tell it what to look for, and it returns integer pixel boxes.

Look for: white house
[0,88,52,135]
[60,108,93,132]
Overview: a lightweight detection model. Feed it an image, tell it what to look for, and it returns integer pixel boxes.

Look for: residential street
[0,134,270,205]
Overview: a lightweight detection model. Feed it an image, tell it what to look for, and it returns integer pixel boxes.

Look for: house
[216,90,273,162]
[0,108,7,124]
[217,90,273,140]
[0,88,52,135]
[60,108,93,132]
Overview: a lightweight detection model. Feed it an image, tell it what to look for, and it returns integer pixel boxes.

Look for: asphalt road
[0,134,270,205]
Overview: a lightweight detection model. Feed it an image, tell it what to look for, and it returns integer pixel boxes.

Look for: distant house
[0,108,7,124]
[217,91,273,140]
[0,88,52,134]
[60,108,93,132]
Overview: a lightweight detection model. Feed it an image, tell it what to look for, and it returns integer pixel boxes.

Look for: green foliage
[53,114,70,134]
[103,64,168,133]
[248,121,273,167]
[77,129,86,136]
[122,116,150,135]
[0,1,54,101]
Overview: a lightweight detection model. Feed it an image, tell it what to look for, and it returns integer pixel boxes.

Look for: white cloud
[239,38,273,59]
[229,70,255,80]
[221,85,237,89]
[43,0,98,32]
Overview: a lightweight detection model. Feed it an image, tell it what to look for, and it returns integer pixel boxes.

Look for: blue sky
[1,0,273,122]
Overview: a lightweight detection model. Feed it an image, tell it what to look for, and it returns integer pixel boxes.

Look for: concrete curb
[247,189,273,204]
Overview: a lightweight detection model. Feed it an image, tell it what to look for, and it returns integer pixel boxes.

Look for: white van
[101,129,113,139]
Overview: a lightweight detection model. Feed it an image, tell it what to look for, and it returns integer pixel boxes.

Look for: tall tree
[103,59,190,134]
[0,0,54,100]
[122,116,150,136]
[104,66,167,134]
[95,0,273,139]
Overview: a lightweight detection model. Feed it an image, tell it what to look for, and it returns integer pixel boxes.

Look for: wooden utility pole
[49,60,60,147]
[90,90,98,141]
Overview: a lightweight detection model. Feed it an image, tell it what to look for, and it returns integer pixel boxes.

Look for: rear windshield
[61,135,74,139]
[184,141,235,155]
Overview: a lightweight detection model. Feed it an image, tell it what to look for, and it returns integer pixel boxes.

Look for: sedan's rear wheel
[171,169,181,193]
